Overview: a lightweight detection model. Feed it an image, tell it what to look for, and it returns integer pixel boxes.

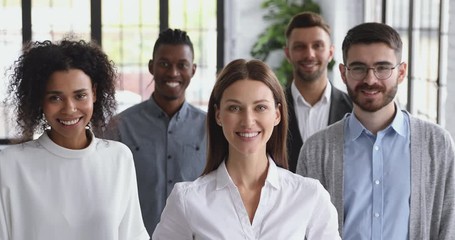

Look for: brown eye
[228,105,240,112]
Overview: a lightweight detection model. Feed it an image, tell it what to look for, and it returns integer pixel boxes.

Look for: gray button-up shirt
[103,97,207,236]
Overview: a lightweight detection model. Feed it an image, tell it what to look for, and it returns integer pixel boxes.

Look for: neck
[353,103,396,135]
[225,151,269,189]
[152,93,184,117]
[294,77,328,106]
[48,129,90,150]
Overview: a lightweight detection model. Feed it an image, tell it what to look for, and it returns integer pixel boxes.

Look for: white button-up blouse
[153,158,340,240]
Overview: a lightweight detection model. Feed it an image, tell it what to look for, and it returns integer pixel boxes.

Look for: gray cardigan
[296,115,455,239]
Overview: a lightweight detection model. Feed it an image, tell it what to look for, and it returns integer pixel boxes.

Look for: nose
[304,47,316,58]
[63,100,77,114]
[168,65,180,77]
[240,109,256,128]
[363,68,378,84]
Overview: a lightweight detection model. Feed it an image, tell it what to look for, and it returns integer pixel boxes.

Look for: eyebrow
[45,89,89,95]
[157,58,191,63]
[293,39,325,45]
[223,99,271,104]
[348,61,394,66]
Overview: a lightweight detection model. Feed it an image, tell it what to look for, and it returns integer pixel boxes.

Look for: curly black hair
[6,39,117,140]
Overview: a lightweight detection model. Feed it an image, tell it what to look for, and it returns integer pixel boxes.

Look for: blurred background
[1,0,454,144]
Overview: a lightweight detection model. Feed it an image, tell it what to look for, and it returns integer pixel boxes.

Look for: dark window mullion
[160,0,168,32]
[217,0,224,73]
[22,0,31,44]
[91,0,102,45]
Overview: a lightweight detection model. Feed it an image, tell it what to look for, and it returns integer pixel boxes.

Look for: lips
[298,60,320,68]
[165,81,180,88]
[356,84,384,95]
[58,117,81,126]
[237,132,260,138]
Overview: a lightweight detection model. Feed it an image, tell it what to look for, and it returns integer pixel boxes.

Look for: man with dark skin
[103,29,207,236]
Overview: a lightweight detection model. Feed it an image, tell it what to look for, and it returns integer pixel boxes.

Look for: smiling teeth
[166,82,179,88]
[60,119,80,126]
[362,90,379,94]
[239,132,259,138]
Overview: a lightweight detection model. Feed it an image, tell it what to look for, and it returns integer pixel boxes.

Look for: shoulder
[277,168,324,193]
[117,101,149,118]
[305,120,345,145]
[186,103,207,117]
[0,140,40,157]
[410,115,450,134]
[171,173,216,198]
[93,138,134,158]
[409,115,453,144]
[0,140,43,172]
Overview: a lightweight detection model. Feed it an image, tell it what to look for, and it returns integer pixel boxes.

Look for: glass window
[32,0,90,41]
[385,0,440,123]
[0,0,22,139]
[169,0,217,109]
[102,0,159,112]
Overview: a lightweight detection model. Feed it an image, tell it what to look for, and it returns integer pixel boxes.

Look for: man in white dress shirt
[284,12,352,172]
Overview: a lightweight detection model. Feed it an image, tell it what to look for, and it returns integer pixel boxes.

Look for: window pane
[0,1,22,139]
[169,0,217,109]
[387,0,440,123]
[32,0,90,41]
[102,0,159,112]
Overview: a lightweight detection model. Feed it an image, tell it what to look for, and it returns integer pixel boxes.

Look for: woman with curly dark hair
[0,39,149,240]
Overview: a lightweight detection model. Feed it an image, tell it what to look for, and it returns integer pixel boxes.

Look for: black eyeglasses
[345,63,402,80]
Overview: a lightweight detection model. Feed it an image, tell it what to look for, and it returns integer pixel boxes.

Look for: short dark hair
[341,22,403,63]
[202,59,289,175]
[152,28,194,59]
[6,39,117,140]
[285,12,331,42]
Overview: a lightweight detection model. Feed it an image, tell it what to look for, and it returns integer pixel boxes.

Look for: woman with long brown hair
[153,59,340,239]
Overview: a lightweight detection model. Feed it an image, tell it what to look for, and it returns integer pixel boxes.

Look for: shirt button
[374,212,380,218]
[168,180,173,184]
[375,180,380,185]
[374,145,379,151]
[167,155,171,159]
[168,130,172,134]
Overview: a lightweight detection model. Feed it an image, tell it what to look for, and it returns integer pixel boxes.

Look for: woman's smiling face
[42,69,96,149]
[216,79,280,157]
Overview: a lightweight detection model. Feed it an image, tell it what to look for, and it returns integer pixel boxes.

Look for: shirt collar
[346,103,408,141]
[291,80,331,106]
[215,156,280,190]
[147,96,189,120]
[388,105,407,137]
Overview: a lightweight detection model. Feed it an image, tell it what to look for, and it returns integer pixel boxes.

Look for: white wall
[224,0,268,63]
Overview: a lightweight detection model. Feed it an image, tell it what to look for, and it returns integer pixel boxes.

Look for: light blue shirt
[343,107,410,240]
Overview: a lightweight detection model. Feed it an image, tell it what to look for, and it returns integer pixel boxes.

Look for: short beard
[347,82,397,112]
[295,67,324,83]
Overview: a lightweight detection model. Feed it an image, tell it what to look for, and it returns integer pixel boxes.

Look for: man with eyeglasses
[296,22,454,239]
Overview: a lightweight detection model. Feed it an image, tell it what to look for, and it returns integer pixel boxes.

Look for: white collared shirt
[291,80,332,142]
[153,158,340,240]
